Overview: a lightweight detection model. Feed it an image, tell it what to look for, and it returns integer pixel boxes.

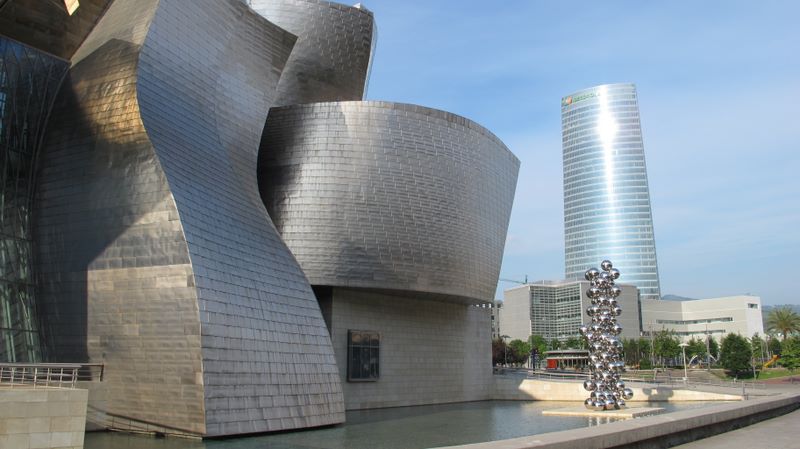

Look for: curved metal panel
[0,0,112,59]
[34,0,344,437]
[33,0,205,434]
[247,0,377,106]
[138,0,344,437]
[259,101,520,304]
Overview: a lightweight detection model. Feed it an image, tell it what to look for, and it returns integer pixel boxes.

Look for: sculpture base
[542,406,665,419]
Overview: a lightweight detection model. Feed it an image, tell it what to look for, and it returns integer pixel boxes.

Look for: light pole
[501,335,510,367]
[705,324,711,371]
[679,342,689,383]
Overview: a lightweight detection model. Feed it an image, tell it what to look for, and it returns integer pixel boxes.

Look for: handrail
[0,363,105,389]
[494,367,767,391]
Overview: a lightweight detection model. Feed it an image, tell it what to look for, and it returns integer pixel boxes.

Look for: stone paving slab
[671,407,800,449]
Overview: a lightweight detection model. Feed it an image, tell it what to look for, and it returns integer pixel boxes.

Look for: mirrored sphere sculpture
[581,260,631,410]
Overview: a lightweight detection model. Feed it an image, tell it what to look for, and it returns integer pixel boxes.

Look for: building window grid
[530,285,582,341]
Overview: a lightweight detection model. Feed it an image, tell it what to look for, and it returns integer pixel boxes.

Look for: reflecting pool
[85,401,713,449]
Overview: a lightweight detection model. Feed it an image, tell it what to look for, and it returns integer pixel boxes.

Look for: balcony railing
[0,363,104,389]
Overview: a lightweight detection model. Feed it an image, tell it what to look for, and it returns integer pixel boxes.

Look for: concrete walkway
[672,407,800,449]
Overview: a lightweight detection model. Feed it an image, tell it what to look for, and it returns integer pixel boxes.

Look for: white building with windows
[640,295,764,342]
[500,280,641,343]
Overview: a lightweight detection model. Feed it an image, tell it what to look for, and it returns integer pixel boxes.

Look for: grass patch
[713,367,798,380]
[755,368,798,380]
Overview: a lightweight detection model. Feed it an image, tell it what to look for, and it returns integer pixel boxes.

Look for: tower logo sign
[561,90,601,107]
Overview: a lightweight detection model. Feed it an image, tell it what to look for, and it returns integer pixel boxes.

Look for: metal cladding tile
[259,101,520,304]
[0,0,113,59]
[246,0,377,105]
[32,0,343,438]
[137,0,342,437]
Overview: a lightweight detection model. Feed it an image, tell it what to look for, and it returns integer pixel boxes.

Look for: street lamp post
[705,325,711,371]
[501,335,510,367]
[679,342,689,383]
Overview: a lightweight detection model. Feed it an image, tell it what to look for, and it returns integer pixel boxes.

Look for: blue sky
[363,1,800,305]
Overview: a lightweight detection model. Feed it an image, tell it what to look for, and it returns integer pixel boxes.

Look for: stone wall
[0,388,88,449]
[329,288,493,410]
[493,377,742,402]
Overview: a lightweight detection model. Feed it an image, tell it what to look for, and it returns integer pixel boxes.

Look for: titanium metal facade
[246,0,377,106]
[259,102,519,303]
[0,38,68,362]
[3,0,518,437]
[0,0,112,60]
[33,0,343,437]
[561,83,662,301]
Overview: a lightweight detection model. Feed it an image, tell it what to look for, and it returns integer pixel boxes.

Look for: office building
[0,0,518,437]
[640,296,764,342]
[561,83,662,300]
[501,280,641,343]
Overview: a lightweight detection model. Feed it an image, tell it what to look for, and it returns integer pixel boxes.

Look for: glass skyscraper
[561,83,661,301]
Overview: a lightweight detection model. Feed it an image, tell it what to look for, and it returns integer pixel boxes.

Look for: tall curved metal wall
[34,0,344,437]
[246,0,377,106]
[0,0,113,59]
[259,102,520,304]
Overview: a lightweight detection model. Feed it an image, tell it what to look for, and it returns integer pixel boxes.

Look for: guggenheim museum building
[0,0,519,438]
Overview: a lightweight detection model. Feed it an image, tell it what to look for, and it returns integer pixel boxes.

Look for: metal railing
[494,367,767,392]
[0,363,104,389]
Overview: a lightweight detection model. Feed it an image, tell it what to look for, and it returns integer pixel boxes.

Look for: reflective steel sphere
[582,260,631,408]
[622,388,634,400]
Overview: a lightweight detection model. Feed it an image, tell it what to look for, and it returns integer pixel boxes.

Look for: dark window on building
[347,330,380,381]
[748,303,758,309]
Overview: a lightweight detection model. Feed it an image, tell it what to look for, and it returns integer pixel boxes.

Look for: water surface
[85,400,713,449]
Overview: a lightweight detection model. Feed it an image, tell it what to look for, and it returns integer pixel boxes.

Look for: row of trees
[493,331,800,375]
[492,307,800,369]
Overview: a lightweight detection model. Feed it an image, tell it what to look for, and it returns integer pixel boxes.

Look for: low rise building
[640,295,764,342]
[501,280,641,343]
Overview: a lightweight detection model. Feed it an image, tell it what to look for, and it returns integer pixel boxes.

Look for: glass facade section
[561,83,662,301]
[530,283,582,340]
[0,37,68,362]
[347,330,380,381]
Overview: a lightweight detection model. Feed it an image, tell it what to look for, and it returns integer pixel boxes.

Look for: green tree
[769,337,782,356]
[653,330,680,366]
[563,336,583,350]
[750,333,766,363]
[780,337,800,372]
[508,339,531,366]
[720,333,752,377]
[709,337,720,361]
[766,307,800,341]
[621,338,639,366]
[685,337,706,360]
[528,334,548,356]
[638,338,652,364]
[492,337,507,366]
[549,338,561,350]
